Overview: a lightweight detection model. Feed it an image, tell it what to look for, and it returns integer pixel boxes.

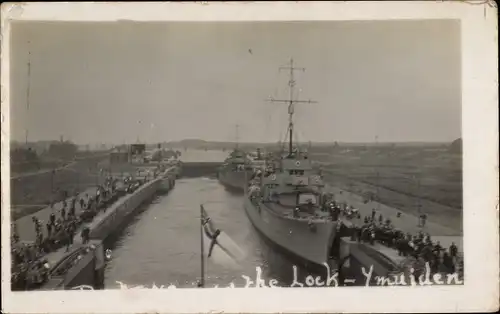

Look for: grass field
[10,159,68,176]
[310,145,462,233]
[10,154,109,220]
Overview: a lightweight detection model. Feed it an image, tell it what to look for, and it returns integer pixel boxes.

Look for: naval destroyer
[242,60,464,284]
[243,59,350,274]
[217,148,252,192]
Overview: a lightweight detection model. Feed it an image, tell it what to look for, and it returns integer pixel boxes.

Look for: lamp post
[397,174,423,229]
[51,168,56,202]
[76,168,80,195]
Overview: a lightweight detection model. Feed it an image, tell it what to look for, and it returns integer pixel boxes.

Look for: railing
[49,246,90,277]
[356,243,400,272]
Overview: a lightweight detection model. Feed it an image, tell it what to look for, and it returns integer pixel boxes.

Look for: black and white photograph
[1,2,498,313]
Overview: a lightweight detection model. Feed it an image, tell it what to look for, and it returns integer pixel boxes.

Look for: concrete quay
[329,185,463,284]
[18,166,180,290]
[15,186,98,242]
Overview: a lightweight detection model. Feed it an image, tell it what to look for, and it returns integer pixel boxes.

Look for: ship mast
[25,41,32,145]
[234,124,240,149]
[268,58,316,155]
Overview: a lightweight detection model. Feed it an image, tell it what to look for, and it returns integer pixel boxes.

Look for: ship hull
[217,170,249,192]
[243,197,338,275]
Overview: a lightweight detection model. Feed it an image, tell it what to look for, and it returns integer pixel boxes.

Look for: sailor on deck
[306,199,314,215]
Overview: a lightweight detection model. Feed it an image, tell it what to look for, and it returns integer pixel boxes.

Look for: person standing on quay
[70,197,76,216]
[81,226,90,244]
[46,222,52,240]
[65,222,75,252]
[61,205,66,222]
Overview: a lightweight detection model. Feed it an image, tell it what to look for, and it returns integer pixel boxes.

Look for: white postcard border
[1,1,498,313]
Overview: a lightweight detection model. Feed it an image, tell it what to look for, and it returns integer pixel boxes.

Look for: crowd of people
[352,211,461,278]
[10,174,145,291]
[320,196,462,278]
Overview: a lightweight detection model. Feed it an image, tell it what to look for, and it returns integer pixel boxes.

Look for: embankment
[11,154,110,220]
[40,169,178,290]
[88,175,168,241]
[338,238,401,286]
[43,240,105,290]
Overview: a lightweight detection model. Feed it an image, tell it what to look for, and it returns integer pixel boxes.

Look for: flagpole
[199,204,205,288]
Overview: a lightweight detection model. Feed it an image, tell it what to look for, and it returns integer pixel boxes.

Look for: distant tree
[48,141,77,160]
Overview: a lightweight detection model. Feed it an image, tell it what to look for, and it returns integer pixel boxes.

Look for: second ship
[217,146,266,192]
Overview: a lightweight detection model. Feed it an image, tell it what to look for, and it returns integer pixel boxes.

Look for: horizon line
[10,138,460,146]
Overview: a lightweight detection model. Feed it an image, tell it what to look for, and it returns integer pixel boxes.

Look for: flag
[200,205,245,262]
[199,213,246,287]
[198,205,247,287]
[201,206,219,258]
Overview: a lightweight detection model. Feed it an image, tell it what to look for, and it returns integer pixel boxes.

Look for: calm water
[105,150,299,288]
[105,177,301,288]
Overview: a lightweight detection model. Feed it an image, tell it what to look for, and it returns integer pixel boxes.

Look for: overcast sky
[10,20,461,145]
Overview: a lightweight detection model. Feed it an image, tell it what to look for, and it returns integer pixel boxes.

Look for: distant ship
[246,148,268,175]
[109,143,177,194]
[217,148,252,192]
[243,59,350,275]
[247,148,266,162]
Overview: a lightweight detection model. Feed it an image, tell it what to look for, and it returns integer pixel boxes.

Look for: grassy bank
[10,155,109,220]
[310,145,462,233]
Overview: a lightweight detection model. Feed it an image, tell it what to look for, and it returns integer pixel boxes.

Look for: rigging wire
[262,68,286,145]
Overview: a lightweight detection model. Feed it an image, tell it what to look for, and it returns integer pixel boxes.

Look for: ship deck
[263,192,333,221]
[264,201,332,221]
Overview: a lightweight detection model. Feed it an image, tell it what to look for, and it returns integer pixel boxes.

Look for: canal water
[104,150,298,288]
